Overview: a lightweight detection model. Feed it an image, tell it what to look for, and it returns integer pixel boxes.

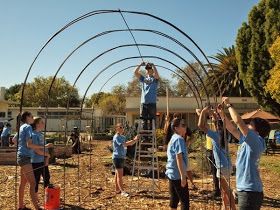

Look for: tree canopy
[236,0,280,115]
[5,76,80,107]
[206,46,250,97]
[172,62,205,97]
[265,36,280,103]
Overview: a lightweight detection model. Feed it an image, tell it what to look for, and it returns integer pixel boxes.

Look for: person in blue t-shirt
[134,62,159,130]
[1,122,11,147]
[112,123,139,197]
[165,118,189,210]
[197,106,236,210]
[31,117,51,203]
[17,111,53,210]
[219,97,271,210]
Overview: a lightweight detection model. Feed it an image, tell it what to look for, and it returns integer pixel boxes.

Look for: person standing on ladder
[134,62,159,130]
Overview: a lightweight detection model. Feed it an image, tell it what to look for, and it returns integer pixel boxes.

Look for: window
[0,112,5,118]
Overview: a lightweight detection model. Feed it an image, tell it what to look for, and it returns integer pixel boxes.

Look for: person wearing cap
[134,62,159,130]
[218,97,271,210]
[1,122,11,147]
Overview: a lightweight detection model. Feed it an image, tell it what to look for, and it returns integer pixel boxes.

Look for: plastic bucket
[44,185,60,210]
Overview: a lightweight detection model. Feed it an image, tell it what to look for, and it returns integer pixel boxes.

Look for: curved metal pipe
[20,9,220,116]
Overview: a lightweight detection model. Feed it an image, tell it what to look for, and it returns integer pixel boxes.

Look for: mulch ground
[0,140,279,209]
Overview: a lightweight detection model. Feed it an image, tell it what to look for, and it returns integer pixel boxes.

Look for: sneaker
[121,191,130,197]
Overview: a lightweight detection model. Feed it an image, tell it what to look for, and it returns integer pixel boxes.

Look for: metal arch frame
[96,64,202,108]
[20,9,221,115]
[15,9,223,208]
[41,30,211,208]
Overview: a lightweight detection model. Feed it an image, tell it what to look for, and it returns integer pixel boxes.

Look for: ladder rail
[130,119,160,197]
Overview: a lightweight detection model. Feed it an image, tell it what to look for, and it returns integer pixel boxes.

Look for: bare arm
[134,62,145,79]
[176,153,187,187]
[197,107,209,133]
[33,148,50,157]
[27,139,53,149]
[217,105,241,140]
[124,135,139,146]
[222,97,248,137]
[152,63,159,79]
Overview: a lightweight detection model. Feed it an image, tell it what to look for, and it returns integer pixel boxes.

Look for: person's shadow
[262,196,280,208]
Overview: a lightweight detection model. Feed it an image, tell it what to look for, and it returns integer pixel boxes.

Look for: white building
[126,96,260,130]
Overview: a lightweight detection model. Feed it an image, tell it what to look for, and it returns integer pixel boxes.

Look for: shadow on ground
[262,196,280,208]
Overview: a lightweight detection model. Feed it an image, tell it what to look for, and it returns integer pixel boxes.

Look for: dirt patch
[0,140,279,209]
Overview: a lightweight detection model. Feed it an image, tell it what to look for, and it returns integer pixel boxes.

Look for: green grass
[260,156,280,176]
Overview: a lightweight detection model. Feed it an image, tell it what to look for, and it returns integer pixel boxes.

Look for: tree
[13,76,80,107]
[172,62,206,97]
[5,84,21,101]
[236,0,280,115]
[85,92,111,107]
[85,85,127,115]
[206,46,250,97]
[265,36,280,103]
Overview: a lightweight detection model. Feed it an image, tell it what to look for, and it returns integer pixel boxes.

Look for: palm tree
[206,45,250,97]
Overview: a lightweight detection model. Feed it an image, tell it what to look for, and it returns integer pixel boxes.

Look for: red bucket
[44,185,60,210]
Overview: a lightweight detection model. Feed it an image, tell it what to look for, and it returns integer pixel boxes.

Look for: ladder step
[139,133,154,137]
[137,150,157,154]
[136,166,159,170]
[139,154,157,158]
[139,130,154,133]
[139,142,154,146]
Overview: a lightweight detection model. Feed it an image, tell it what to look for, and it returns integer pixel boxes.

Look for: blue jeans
[237,191,263,210]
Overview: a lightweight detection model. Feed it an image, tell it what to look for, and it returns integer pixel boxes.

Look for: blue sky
[0,0,259,97]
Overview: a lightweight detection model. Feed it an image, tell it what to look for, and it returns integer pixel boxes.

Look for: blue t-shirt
[165,133,188,180]
[1,127,11,137]
[112,134,126,159]
[207,130,232,171]
[139,75,158,104]
[236,130,266,192]
[31,131,47,163]
[17,124,32,157]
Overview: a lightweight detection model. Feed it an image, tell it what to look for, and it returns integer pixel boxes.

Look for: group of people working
[14,61,270,210]
[111,61,271,210]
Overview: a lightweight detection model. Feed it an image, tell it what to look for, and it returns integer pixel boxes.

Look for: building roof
[241,109,280,122]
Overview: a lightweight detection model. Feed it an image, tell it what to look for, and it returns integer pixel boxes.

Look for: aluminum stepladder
[130,119,160,198]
